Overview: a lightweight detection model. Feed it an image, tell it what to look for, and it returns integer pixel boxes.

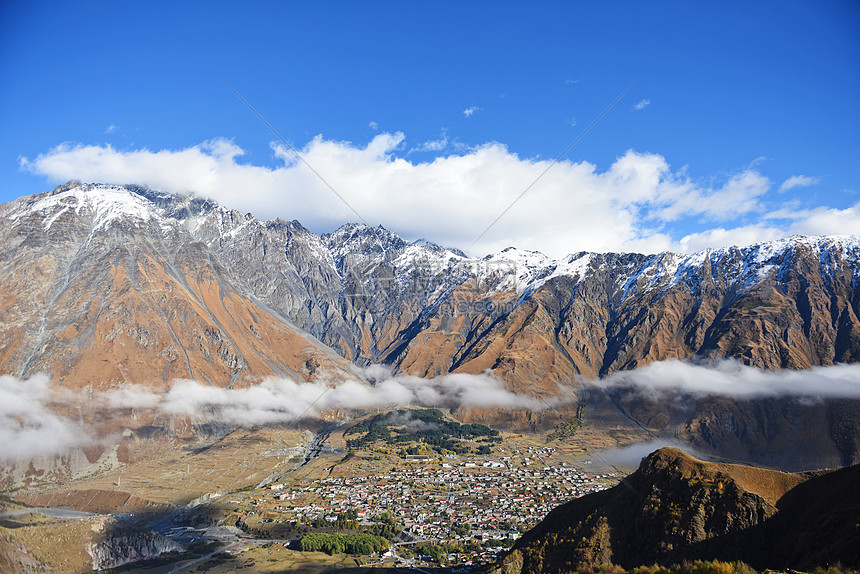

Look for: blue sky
[2,1,859,256]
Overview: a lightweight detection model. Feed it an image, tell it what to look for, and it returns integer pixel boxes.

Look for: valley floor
[0,413,638,573]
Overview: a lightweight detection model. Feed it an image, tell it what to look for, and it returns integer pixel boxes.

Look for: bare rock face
[86,517,181,571]
[2,183,860,468]
[0,183,354,390]
[678,396,860,469]
[4,183,860,389]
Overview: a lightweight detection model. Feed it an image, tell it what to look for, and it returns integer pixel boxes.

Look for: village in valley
[216,409,622,570]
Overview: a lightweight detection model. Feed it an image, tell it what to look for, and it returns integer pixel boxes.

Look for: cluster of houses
[259,456,616,545]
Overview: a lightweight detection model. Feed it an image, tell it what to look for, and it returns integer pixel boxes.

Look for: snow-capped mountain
[3,181,860,391]
[4,181,860,469]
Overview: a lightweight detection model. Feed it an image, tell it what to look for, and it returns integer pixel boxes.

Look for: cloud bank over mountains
[4,361,860,462]
[21,135,858,258]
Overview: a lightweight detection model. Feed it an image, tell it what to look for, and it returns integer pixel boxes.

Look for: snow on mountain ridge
[607,235,860,303]
[8,183,160,231]
[6,182,860,299]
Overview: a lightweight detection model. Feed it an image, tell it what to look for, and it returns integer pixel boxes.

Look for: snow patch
[12,183,158,231]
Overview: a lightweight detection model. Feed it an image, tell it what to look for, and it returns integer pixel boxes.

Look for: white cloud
[601,438,707,468]
[779,174,820,192]
[368,121,378,131]
[0,369,558,461]
[595,359,860,399]
[143,369,553,426]
[650,170,772,222]
[463,105,481,117]
[410,130,448,153]
[19,135,855,257]
[675,198,860,251]
[678,225,786,252]
[105,124,117,134]
[633,99,651,110]
[759,200,860,236]
[785,201,860,236]
[0,374,92,461]
[101,384,162,410]
[6,361,860,462]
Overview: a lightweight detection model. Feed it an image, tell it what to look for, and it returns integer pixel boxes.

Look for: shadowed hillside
[495,447,860,573]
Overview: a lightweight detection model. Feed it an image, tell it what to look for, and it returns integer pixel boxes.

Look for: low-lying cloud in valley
[102,368,554,427]
[601,438,707,468]
[0,374,92,462]
[3,360,860,462]
[0,369,551,461]
[595,359,860,399]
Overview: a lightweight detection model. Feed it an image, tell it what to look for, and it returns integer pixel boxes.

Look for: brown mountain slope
[496,447,860,573]
[24,489,170,515]
[5,184,860,392]
[2,184,860,471]
[0,184,351,390]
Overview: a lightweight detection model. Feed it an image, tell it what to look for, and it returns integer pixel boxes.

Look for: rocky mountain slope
[0,182,354,390]
[4,182,860,389]
[495,447,860,573]
[2,182,860,467]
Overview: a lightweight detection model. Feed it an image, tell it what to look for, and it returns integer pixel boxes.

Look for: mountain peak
[323,221,409,256]
[641,445,700,467]
[5,182,165,231]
